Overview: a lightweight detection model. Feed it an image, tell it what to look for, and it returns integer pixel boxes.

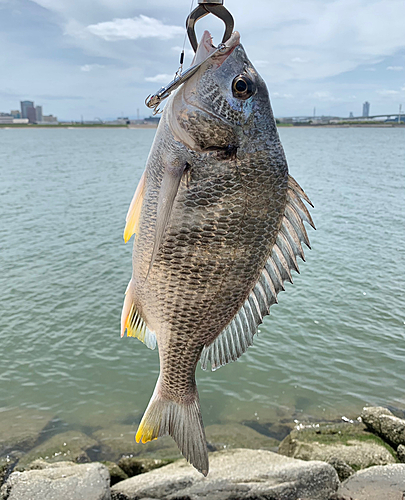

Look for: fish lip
[180,31,242,126]
[210,31,240,62]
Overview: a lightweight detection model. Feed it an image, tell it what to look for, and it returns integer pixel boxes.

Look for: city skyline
[0,100,57,123]
[0,0,404,120]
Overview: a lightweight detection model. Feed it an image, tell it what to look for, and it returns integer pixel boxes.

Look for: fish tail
[136,379,208,476]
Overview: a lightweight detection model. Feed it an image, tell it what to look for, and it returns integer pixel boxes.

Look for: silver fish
[121,30,315,476]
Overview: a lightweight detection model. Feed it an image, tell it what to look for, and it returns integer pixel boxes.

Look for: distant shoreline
[0,123,403,129]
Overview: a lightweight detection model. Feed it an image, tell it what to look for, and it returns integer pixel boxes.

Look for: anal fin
[121,279,156,349]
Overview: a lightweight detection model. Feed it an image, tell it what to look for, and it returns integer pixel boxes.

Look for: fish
[121,30,315,476]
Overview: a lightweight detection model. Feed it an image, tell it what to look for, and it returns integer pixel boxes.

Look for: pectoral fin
[147,162,188,277]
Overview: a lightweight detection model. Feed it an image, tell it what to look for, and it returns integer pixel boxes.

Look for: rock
[0,409,52,456]
[205,423,279,451]
[117,457,171,477]
[102,461,128,486]
[0,457,16,487]
[16,431,99,469]
[242,419,294,441]
[397,444,405,463]
[338,464,405,500]
[111,448,339,500]
[326,457,355,481]
[361,406,405,448]
[278,421,396,470]
[0,462,111,500]
[92,425,181,462]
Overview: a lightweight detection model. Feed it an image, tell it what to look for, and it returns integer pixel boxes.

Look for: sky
[0,0,404,120]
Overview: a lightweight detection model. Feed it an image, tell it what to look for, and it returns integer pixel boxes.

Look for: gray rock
[102,461,128,486]
[278,421,396,470]
[0,409,52,456]
[361,406,405,448]
[242,419,294,441]
[92,425,181,463]
[1,462,111,500]
[326,457,355,482]
[0,457,16,487]
[338,463,405,500]
[111,448,339,500]
[397,444,405,463]
[16,431,99,469]
[117,457,171,477]
[205,423,279,451]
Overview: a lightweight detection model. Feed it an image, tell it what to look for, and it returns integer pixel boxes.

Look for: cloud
[145,73,173,83]
[376,89,400,96]
[386,66,403,71]
[253,60,269,68]
[272,92,294,99]
[291,57,308,63]
[171,46,195,58]
[80,64,105,71]
[87,15,184,41]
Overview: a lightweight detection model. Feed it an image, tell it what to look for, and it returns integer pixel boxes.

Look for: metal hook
[186,0,234,53]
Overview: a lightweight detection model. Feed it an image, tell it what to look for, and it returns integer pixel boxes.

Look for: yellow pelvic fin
[120,279,156,349]
[124,171,146,243]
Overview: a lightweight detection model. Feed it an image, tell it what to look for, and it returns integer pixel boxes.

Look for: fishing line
[175,0,195,78]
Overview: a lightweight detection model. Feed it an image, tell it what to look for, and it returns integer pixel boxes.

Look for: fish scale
[121,30,314,475]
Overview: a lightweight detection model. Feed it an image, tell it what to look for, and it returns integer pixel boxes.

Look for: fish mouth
[192,30,240,66]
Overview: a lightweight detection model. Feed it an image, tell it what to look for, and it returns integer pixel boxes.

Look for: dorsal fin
[121,279,156,349]
[200,175,315,371]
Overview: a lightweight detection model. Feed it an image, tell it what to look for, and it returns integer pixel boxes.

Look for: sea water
[0,126,404,437]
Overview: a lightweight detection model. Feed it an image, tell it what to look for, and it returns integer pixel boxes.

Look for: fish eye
[232,75,255,100]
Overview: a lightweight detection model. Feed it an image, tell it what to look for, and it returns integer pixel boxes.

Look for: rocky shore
[1,406,405,499]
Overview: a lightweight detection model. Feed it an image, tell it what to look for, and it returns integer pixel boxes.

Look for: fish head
[168,30,274,152]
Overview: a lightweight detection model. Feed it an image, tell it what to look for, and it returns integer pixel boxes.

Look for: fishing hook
[186,0,234,53]
[144,1,234,114]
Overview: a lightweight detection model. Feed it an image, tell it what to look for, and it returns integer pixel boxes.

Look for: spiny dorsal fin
[121,279,156,349]
[124,171,146,243]
[201,175,315,371]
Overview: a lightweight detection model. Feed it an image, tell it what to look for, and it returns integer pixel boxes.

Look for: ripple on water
[0,127,404,433]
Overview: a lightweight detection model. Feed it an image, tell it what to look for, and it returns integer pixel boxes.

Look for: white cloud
[291,57,308,63]
[87,15,184,41]
[386,66,403,71]
[171,46,195,58]
[253,60,269,68]
[272,92,294,99]
[80,64,105,71]
[376,89,400,96]
[145,73,173,83]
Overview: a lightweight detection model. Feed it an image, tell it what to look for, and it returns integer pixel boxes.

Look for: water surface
[0,126,404,435]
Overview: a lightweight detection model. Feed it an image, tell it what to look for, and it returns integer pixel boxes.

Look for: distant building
[116,116,130,124]
[13,118,29,124]
[144,116,160,124]
[27,106,37,123]
[21,100,34,119]
[36,106,43,123]
[0,113,13,124]
[362,101,370,117]
[349,111,354,118]
[10,110,21,118]
[42,115,58,123]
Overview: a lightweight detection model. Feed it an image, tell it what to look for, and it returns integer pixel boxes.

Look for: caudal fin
[136,381,209,476]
